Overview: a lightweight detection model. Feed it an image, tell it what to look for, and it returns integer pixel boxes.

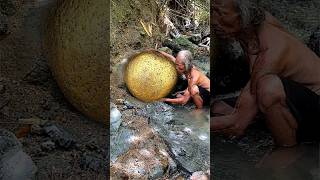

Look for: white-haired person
[158,50,210,109]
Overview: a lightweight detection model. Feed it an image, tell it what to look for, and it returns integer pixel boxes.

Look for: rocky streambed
[110,38,210,179]
[110,100,210,179]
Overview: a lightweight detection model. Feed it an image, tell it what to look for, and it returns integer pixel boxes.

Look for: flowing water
[143,102,210,174]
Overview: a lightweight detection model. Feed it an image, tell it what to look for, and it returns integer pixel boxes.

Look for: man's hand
[211,114,245,138]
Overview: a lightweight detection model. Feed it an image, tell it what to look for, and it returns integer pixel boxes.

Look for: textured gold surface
[47,0,108,123]
[124,51,178,102]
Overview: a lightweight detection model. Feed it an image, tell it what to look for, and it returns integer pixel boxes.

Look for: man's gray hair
[179,50,193,72]
[233,0,265,30]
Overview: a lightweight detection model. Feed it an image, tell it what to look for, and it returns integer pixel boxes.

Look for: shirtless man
[211,0,320,146]
[159,50,210,109]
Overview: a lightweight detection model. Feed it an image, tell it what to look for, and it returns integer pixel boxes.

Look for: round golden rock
[124,51,178,102]
[46,0,108,123]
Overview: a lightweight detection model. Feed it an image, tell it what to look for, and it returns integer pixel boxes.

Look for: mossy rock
[47,0,109,123]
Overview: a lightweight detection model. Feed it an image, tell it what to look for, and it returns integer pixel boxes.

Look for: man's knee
[256,75,286,112]
[190,85,200,97]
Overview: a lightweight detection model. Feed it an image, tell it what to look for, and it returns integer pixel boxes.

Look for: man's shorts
[281,78,320,142]
[199,86,210,106]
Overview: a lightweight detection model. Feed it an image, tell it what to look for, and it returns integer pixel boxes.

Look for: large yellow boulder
[46,0,108,123]
[124,51,178,102]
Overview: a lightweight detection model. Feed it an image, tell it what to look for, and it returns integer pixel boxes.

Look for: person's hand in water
[211,114,245,138]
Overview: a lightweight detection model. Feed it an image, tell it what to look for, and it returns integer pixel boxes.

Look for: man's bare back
[250,16,320,95]
[189,67,210,92]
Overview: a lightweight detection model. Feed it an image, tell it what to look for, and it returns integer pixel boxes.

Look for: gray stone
[168,157,177,175]
[40,140,55,152]
[190,171,209,180]
[43,123,76,149]
[110,127,135,163]
[124,100,134,109]
[149,164,164,179]
[0,129,37,180]
[110,103,122,133]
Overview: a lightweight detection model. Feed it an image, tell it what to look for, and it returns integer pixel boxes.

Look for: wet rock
[0,0,17,16]
[174,36,198,53]
[163,36,199,55]
[176,147,186,156]
[163,39,182,54]
[308,26,320,57]
[124,100,134,109]
[80,153,103,172]
[40,140,55,152]
[144,103,210,173]
[110,103,122,133]
[0,129,37,180]
[188,33,202,44]
[111,147,170,179]
[168,157,177,175]
[110,127,135,163]
[43,123,76,149]
[190,171,209,180]
[149,164,164,179]
[0,129,21,156]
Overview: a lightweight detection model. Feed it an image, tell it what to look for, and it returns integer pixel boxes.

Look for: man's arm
[211,81,258,136]
[187,70,200,96]
[158,51,176,63]
[161,89,190,105]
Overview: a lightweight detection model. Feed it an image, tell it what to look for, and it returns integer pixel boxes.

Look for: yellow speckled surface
[124,51,178,102]
[46,0,108,123]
